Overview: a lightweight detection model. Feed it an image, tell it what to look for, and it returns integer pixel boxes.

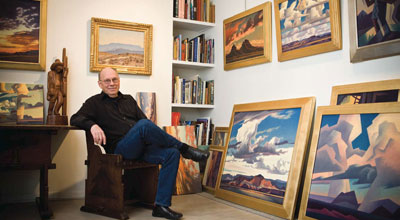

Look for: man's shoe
[181,144,210,162]
[152,205,182,219]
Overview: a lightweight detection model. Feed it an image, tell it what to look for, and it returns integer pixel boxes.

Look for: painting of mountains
[223,3,271,70]
[305,112,400,220]
[98,27,145,67]
[356,0,400,47]
[219,107,301,204]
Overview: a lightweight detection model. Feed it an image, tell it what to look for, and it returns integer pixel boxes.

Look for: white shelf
[173,60,215,69]
[173,17,215,31]
[171,103,215,109]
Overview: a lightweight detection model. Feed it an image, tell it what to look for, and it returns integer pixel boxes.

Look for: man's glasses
[100,77,119,85]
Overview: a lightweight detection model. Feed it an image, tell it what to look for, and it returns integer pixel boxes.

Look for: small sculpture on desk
[47,48,69,125]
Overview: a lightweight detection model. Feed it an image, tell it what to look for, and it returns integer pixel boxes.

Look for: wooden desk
[0,125,80,219]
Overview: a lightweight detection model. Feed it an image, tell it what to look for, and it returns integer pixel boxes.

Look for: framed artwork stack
[215,97,315,219]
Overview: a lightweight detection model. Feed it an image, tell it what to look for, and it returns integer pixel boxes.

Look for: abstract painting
[203,148,224,193]
[274,0,342,61]
[0,82,44,124]
[164,125,202,195]
[299,103,400,220]
[90,17,152,75]
[0,0,47,70]
[136,92,157,124]
[330,79,400,105]
[349,0,400,62]
[215,97,315,219]
[223,2,272,70]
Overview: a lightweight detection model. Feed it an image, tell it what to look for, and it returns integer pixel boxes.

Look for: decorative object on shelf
[136,92,157,124]
[46,48,68,125]
[202,147,224,193]
[223,2,272,70]
[274,0,342,62]
[330,79,400,105]
[298,103,400,220]
[90,17,153,75]
[0,82,44,125]
[0,0,47,70]
[164,125,202,195]
[211,126,229,147]
[215,97,315,219]
[349,0,400,63]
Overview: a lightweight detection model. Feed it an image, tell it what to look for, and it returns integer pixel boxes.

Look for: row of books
[171,113,213,146]
[173,0,215,23]
[173,74,214,105]
[173,33,215,64]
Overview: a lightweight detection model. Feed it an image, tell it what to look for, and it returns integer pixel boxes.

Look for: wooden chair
[80,131,159,220]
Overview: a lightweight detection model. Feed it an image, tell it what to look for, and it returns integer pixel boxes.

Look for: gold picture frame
[215,97,315,219]
[0,0,47,71]
[223,2,272,71]
[211,126,229,147]
[330,79,400,105]
[298,102,400,220]
[90,17,153,75]
[274,0,342,62]
[202,147,225,194]
[349,0,400,63]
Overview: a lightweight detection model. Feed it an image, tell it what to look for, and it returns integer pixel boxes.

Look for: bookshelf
[172,0,215,126]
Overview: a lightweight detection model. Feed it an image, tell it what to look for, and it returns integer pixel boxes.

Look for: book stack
[173,33,214,64]
[172,74,214,105]
[173,0,215,23]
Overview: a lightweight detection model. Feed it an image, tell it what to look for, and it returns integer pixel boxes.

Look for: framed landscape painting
[223,2,272,70]
[136,92,157,124]
[299,103,400,220]
[215,97,315,219]
[202,147,224,193]
[330,79,400,105]
[90,17,152,75]
[349,0,400,63]
[211,127,229,147]
[274,0,342,62]
[0,0,47,70]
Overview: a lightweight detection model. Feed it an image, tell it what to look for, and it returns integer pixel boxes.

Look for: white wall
[0,0,172,202]
[0,0,399,204]
[209,0,400,127]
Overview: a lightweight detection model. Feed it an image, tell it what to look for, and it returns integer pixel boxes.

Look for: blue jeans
[114,119,183,207]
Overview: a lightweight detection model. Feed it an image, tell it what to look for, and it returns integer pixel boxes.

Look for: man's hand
[90,124,106,145]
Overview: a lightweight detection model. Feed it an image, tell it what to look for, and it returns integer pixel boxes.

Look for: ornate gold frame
[90,17,152,75]
[274,0,342,62]
[215,97,315,219]
[0,0,47,71]
[223,2,272,70]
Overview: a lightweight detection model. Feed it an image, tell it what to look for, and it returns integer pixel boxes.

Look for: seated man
[71,67,209,220]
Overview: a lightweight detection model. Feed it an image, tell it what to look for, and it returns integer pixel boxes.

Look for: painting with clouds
[216,98,315,218]
[274,0,341,61]
[299,103,400,220]
[0,0,46,70]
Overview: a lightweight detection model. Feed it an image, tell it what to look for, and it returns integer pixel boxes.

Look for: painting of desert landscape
[0,0,41,63]
[224,9,264,64]
[337,90,399,105]
[306,113,400,220]
[356,0,400,48]
[0,82,44,124]
[98,27,144,67]
[220,108,301,205]
[278,0,332,53]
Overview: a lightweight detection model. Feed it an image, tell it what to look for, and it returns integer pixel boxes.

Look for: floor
[0,192,284,220]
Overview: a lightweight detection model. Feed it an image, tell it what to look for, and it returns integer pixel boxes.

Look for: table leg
[36,164,53,219]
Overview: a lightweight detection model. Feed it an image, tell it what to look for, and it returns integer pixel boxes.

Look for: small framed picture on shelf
[90,17,153,75]
[223,2,272,70]
[349,0,400,63]
[298,103,400,220]
[273,0,342,62]
[0,0,47,71]
[330,79,400,105]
